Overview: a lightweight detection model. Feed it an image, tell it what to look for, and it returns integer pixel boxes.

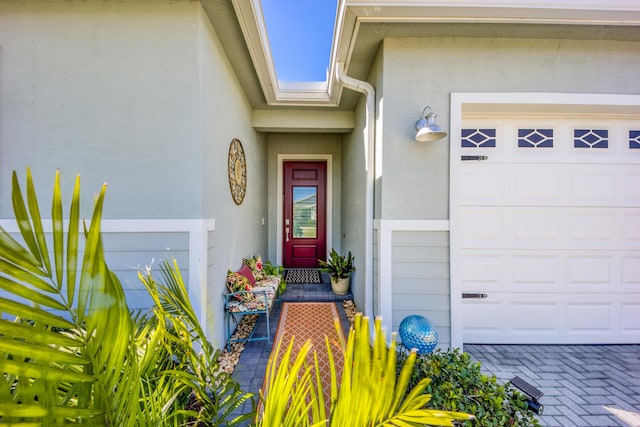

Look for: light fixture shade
[415,107,448,142]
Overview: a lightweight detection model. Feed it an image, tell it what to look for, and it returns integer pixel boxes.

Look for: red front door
[283,161,327,268]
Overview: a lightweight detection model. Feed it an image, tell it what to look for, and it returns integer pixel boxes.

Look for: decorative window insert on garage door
[449,93,640,347]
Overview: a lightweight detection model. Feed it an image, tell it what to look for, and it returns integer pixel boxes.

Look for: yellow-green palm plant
[258,338,329,427]
[0,169,138,425]
[0,170,254,426]
[136,259,256,426]
[258,313,474,426]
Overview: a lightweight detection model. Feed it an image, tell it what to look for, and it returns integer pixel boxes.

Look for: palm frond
[137,258,255,426]
[0,169,136,425]
[328,315,474,427]
[258,313,475,427]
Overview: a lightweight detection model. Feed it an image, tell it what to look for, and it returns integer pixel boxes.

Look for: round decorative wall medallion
[228,138,247,205]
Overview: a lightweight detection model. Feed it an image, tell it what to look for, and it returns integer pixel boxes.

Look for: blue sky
[261,0,338,82]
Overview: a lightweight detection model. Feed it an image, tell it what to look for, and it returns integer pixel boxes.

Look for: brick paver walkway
[466,344,640,427]
[230,281,351,425]
[229,274,640,426]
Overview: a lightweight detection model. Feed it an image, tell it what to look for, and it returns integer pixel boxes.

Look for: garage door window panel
[630,130,640,149]
[461,128,496,148]
[574,129,608,149]
[518,128,554,148]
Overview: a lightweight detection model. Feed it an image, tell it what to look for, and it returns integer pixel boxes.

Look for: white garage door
[452,112,640,344]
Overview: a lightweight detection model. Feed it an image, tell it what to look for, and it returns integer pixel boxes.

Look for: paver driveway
[466,344,640,427]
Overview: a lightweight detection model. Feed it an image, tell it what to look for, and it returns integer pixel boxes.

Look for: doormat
[268,302,345,413]
[285,269,321,284]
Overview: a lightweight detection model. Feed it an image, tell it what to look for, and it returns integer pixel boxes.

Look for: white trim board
[0,218,216,234]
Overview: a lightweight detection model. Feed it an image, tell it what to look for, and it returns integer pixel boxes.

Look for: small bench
[224,256,283,350]
[224,277,280,350]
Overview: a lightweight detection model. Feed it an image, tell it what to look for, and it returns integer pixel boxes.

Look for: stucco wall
[197,6,268,347]
[339,48,384,315]
[0,1,268,348]
[0,1,203,218]
[341,99,367,309]
[380,31,640,345]
[371,48,384,221]
[380,34,640,219]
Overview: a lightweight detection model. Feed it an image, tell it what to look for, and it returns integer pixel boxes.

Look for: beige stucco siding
[380,35,640,220]
[338,48,383,312]
[0,1,269,347]
[372,228,380,317]
[197,4,270,347]
[0,1,204,218]
[381,33,639,346]
[340,98,368,307]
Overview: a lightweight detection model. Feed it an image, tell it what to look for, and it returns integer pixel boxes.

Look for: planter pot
[331,277,350,295]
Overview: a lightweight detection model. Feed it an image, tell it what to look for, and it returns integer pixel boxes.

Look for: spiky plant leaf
[137,259,255,426]
[1,170,252,426]
[327,315,474,427]
[258,313,474,427]
[0,169,137,425]
[66,174,81,305]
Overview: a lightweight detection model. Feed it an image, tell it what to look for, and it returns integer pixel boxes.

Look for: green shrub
[403,348,541,427]
[263,260,286,294]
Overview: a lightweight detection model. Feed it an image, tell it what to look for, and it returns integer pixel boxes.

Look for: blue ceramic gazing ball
[399,315,438,354]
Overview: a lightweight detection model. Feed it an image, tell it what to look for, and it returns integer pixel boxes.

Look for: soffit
[202,0,640,113]
[349,22,640,79]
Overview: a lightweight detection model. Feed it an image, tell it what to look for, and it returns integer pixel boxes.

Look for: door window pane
[293,186,317,238]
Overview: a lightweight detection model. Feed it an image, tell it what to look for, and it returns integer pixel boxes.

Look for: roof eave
[232,0,640,108]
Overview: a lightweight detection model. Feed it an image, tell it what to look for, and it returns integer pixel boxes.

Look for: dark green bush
[403,348,541,427]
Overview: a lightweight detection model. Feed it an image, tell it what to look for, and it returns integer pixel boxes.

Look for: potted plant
[318,249,355,295]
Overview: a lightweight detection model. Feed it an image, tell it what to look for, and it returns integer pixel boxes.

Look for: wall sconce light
[415,106,448,142]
